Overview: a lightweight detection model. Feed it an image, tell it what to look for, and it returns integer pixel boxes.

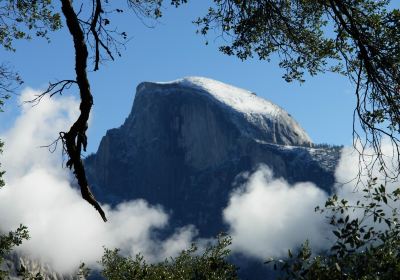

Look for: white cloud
[223,165,330,259]
[3,88,399,273]
[224,140,400,260]
[2,88,78,181]
[0,88,196,274]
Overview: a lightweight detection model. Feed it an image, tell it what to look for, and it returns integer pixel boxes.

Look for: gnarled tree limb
[60,0,107,222]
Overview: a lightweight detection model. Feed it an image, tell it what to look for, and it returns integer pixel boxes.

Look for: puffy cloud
[223,165,330,259]
[0,88,196,274]
[224,140,400,260]
[2,88,79,181]
[3,88,399,273]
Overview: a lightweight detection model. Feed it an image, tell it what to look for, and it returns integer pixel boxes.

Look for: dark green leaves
[100,233,238,280]
[0,0,61,51]
[195,0,340,83]
[0,224,30,278]
[267,171,400,279]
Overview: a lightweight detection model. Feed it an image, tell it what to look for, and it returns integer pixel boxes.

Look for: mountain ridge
[131,77,312,147]
[86,77,339,238]
[84,76,341,279]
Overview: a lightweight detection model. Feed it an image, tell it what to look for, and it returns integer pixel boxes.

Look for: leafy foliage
[0,1,61,104]
[0,225,29,279]
[0,46,29,279]
[100,234,238,280]
[0,63,22,113]
[196,0,339,82]
[269,237,400,280]
[0,0,61,51]
[268,175,400,279]
[16,264,44,280]
[196,0,400,176]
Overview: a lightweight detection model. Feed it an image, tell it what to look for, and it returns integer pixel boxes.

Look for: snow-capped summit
[158,76,282,116]
[156,76,280,116]
[86,77,337,249]
[135,76,312,147]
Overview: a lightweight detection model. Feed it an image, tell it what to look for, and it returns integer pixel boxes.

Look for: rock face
[2,253,77,280]
[85,77,340,236]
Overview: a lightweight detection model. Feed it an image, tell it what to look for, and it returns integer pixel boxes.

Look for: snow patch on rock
[140,76,312,146]
[174,77,280,117]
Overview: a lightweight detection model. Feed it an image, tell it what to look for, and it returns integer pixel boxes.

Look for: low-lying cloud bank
[0,89,197,274]
[223,166,330,259]
[223,141,400,260]
[1,88,398,274]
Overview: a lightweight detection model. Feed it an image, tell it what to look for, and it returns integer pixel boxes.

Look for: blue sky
[0,2,356,154]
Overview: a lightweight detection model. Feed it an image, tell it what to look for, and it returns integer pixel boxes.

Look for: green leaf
[333,230,341,238]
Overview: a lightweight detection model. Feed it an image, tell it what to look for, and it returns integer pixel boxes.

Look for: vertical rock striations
[85,77,340,236]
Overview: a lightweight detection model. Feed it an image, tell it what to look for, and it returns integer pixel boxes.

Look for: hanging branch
[54,0,184,221]
[60,0,107,222]
[328,0,400,179]
[195,0,400,179]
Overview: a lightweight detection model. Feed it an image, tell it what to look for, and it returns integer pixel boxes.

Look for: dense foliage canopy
[100,234,238,280]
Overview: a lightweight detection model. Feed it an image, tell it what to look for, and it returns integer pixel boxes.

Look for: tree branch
[60,0,107,222]
[25,79,77,105]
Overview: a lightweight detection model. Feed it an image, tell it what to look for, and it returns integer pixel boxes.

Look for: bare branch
[60,0,107,222]
[25,79,77,106]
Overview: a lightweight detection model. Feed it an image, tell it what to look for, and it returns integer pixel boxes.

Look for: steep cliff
[85,77,340,236]
[2,253,77,280]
